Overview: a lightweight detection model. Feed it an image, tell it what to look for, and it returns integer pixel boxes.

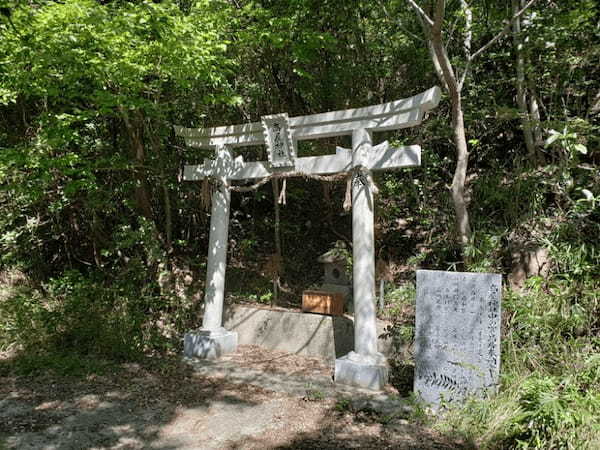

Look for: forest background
[0,0,598,448]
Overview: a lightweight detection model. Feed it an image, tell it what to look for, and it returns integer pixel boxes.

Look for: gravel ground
[1,346,473,449]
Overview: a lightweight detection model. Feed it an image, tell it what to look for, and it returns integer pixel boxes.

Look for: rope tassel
[343,175,352,211]
[278,178,287,205]
[365,171,380,195]
[343,168,380,211]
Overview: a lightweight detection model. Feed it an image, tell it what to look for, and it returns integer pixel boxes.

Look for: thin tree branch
[460,0,473,57]
[413,7,450,91]
[429,0,460,95]
[457,0,536,89]
[458,0,473,89]
[470,0,537,61]
[406,0,434,28]
[432,0,446,34]
[378,0,424,43]
[445,10,463,51]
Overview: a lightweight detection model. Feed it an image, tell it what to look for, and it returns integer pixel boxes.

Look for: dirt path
[1,346,471,449]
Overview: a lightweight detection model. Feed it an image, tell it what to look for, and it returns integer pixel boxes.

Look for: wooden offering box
[302,290,344,316]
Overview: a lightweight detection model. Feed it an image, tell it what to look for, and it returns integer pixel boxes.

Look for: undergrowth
[434,277,599,449]
[0,163,597,449]
[381,240,599,449]
[0,266,200,374]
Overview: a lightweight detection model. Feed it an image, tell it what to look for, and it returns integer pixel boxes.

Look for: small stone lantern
[318,244,351,288]
[302,242,352,315]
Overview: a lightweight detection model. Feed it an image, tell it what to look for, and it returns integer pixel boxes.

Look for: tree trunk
[527,78,543,146]
[415,13,448,92]
[449,93,472,246]
[121,110,153,220]
[512,0,537,164]
[147,121,173,251]
[408,0,539,247]
[271,179,282,305]
[162,179,173,251]
[427,7,472,247]
[522,0,543,155]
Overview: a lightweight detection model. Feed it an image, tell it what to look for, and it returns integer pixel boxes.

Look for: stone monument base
[335,351,388,391]
[184,328,238,359]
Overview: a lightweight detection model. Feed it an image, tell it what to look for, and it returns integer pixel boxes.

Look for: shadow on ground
[1,348,475,449]
[0,352,270,449]
[222,396,475,450]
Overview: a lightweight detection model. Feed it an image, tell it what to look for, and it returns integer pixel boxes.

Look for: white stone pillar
[351,128,378,357]
[184,146,237,359]
[334,128,388,390]
[202,181,230,330]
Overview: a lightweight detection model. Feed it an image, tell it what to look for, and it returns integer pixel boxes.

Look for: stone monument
[414,270,502,406]
[175,87,441,389]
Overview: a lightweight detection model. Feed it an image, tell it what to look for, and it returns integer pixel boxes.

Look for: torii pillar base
[184,328,238,360]
[335,351,389,391]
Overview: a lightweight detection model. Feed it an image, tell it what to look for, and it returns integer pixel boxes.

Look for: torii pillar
[333,128,388,390]
[183,146,238,359]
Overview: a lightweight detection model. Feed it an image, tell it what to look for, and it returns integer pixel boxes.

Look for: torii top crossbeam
[175,87,441,181]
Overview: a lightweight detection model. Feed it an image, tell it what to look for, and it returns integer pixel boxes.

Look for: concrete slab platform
[222,305,393,361]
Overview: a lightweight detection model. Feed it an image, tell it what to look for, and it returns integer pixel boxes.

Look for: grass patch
[0,351,118,378]
[432,281,600,449]
[436,360,600,449]
[381,273,599,449]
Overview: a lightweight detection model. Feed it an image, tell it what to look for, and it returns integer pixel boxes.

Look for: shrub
[509,372,600,449]
[437,277,599,449]
[0,269,170,361]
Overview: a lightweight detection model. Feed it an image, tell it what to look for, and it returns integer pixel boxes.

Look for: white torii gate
[177,86,441,390]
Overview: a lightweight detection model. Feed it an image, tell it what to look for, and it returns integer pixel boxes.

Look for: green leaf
[544,130,561,147]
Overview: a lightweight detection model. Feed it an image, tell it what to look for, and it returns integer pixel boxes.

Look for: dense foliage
[1,0,598,448]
